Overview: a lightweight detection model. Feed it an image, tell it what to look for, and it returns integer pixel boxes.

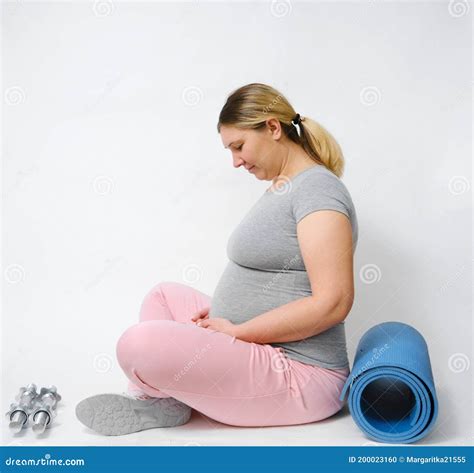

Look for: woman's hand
[191,307,240,338]
[196,317,239,338]
[190,306,210,323]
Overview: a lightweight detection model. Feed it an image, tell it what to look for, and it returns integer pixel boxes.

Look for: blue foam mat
[339,321,438,444]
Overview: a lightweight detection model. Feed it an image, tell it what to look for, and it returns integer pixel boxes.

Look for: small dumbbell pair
[5,383,61,434]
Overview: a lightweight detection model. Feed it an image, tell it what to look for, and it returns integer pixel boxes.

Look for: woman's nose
[233,157,245,168]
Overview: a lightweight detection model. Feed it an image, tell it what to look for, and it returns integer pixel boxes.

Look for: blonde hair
[217,83,345,178]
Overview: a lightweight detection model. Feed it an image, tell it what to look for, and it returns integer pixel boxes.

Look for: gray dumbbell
[29,386,62,434]
[5,383,39,433]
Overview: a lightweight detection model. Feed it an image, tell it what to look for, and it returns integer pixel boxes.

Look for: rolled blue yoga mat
[339,321,438,444]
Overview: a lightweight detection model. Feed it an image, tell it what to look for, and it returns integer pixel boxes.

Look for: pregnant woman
[76,82,358,436]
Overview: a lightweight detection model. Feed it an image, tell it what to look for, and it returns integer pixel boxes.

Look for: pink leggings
[116,281,350,427]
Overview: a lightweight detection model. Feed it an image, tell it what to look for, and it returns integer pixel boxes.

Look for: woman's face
[220,119,286,180]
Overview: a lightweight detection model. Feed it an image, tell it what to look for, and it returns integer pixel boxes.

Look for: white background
[2,0,472,446]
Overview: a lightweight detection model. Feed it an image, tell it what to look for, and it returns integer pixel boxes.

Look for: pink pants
[116,281,350,427]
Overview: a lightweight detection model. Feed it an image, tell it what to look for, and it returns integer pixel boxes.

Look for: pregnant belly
[208,259,312,325]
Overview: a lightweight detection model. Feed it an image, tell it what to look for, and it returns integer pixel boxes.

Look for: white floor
[2,384,471,447]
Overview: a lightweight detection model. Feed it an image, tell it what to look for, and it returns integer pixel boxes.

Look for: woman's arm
[235,210,355,344]
[234,293,351,344]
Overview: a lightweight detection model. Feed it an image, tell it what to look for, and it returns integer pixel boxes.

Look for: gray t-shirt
[209,164,358,369]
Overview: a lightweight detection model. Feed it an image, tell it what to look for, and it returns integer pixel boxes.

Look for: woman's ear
[266,117,282,140]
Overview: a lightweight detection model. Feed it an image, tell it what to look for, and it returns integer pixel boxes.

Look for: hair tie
[292,113,304,126]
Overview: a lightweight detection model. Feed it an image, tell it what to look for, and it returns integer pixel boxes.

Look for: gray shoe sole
[75,394,192,436]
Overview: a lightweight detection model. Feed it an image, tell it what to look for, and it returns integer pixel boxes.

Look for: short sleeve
[290,171,352,224]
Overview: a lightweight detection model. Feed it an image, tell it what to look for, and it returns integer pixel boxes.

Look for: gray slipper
[75,393,192,436]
